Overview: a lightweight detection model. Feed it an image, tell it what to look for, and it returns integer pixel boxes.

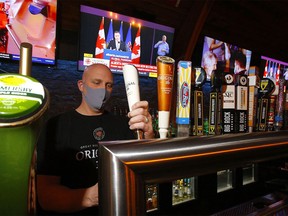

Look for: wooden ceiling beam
[172,0,215,61]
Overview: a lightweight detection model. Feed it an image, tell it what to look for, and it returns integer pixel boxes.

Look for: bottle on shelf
[146,184,153,211]
[186,177,192,199]
[152,185,158,209]
[178,179,184,202]
[172,180,179,204]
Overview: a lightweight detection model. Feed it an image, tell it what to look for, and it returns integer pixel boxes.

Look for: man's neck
[76,104,103,116]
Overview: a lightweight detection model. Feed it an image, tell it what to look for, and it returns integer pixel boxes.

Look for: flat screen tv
[78,5,175,77]
[201,36,252,79]
[260,56,288,95]
[0,0,57,65]
[200,35,253,133]
[260,56,288,81]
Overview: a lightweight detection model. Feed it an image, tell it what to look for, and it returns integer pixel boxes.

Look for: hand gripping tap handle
[123,64,144,139]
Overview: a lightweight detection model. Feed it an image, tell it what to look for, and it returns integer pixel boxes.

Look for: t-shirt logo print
[93,127,105,140]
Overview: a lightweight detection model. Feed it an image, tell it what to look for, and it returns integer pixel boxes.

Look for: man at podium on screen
[107,30,128,51]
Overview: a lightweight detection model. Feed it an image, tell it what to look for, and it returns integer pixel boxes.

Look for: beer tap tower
[0,43,49,215]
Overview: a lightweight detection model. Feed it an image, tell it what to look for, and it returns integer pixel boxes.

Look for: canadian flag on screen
[263,60,268,77]
[276,63,280,84]
[131,27,141,64]
[95,17,106,58]
[125,23,132,51]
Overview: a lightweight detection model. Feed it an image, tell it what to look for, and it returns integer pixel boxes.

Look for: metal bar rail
[98,131,288,216]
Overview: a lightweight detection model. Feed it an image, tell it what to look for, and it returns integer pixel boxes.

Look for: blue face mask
[83,84,111,111]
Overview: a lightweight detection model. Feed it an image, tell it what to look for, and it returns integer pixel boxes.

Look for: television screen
[260,56,288,81]
[0,0,57,65]
[260,56,288,95]
[78,5,175,77]
[201,36,252,79]
[199,36,253,134]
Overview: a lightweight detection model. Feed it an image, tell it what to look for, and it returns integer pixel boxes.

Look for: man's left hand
[127,101,155,139]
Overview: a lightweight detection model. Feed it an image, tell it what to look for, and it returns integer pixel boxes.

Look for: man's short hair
[234,52,246,68]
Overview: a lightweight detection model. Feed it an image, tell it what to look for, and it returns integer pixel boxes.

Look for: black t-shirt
[36,110,135,215]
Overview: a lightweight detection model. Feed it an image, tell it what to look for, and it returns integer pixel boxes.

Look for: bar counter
[98,130,288,216]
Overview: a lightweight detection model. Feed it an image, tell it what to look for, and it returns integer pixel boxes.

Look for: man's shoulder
[48,110,75,124]
[55,109,75,118]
